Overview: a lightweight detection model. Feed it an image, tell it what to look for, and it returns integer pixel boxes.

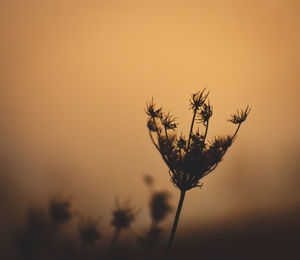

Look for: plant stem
[187,110,197,149]
[203,120,209,143]
[148,130,160,151]
[166,190,186,258]
[232,123,241,141]
[110,227,121,251]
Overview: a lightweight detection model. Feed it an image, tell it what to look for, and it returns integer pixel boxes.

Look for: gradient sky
[1,0,300,233]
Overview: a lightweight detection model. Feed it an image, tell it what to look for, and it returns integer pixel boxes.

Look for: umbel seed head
[189,89,209,111]
[146,90,249,191]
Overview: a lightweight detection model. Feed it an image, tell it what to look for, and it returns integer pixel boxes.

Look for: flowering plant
[145,89,250,255]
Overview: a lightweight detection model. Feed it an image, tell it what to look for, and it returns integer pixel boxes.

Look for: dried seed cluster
[146,89,250,191]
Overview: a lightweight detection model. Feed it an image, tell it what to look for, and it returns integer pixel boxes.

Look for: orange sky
[1,0,300,233]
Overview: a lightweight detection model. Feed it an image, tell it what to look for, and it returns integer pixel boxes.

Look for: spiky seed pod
[161,112,177,131]
[228,105,251,124]
[189,89,209,111]
[198,101,213,124]
[145,99,162,118]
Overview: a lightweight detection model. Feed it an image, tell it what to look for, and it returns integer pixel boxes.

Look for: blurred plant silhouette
[13,174,173,260]
[15,197,79,260]
[110,199,138,252]
[48,196,72,226]
[149,191,172,225]
[145,89,250,256]
[138,175,173,259]
[78,217,101,246]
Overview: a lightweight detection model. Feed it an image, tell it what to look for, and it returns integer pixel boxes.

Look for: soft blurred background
[1,0,300,258]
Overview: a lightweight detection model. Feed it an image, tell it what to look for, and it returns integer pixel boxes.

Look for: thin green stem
[166,190,186,258]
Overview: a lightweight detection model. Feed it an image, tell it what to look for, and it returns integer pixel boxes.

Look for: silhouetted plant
[48,196,72,226]
[110,199,138,251]
[139,175,173,259]
[78,218,101,246]
[145,89,250,256]
[143,174,173,225]
[14,197,77,260]
[15,208,51,260]
[150,191,172,226]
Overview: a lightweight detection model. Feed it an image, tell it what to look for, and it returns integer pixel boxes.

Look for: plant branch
[232,123,241,141]
[149,130,176,177]
[203,120,209,143]
[187,110,197,149]
[148,130,160,151]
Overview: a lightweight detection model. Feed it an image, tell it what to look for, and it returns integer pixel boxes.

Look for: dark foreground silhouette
[5,196,300,260]
[10,176,174,260]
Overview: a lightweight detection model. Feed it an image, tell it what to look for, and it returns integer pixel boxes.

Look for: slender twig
[164,127,170,145]
[187,110,197,149]
[149,130,177,178]
[203,120,209,143]
[232,123,241,141]
[202,163,218,178]
[148,130,160,151]
[153,117,163,142]
[166,190,186,258]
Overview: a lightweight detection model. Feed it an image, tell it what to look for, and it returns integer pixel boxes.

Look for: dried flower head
[198,101,213,124]
[78,218,101,246]
[176,134,187,151]
[145,90,249,191]
[111,199,137,230]
[228,105,251,124]
[160,112,177,131]
[189,89,209,111]
[145,98,162,118]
